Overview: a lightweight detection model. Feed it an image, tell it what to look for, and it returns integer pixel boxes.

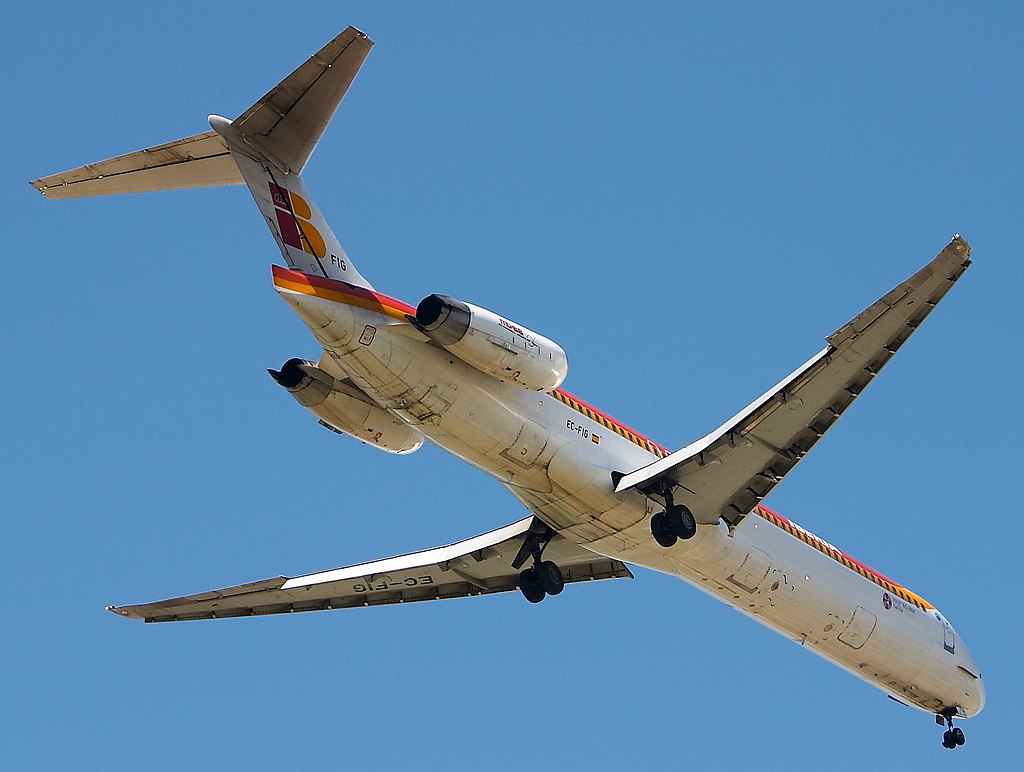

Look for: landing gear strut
[513,520,564,604]
[649,484,697,548]
[937,709,966,749]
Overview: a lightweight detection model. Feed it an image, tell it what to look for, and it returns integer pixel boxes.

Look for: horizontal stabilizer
[108,517,632,622]
[30,26,372,199]
[30,130,240,200]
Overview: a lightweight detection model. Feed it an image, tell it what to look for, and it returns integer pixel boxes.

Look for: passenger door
[942,618,956,654]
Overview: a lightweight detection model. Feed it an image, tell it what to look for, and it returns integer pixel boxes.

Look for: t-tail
[30,27,374,289]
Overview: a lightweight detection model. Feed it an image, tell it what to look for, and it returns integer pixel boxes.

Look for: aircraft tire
[651,512,677,548]
[538,560,564,596]
[667,505,697,540]
[519,568,546,603]
[953,727,965,746]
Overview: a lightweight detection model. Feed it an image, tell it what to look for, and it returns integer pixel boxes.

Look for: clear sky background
[3,3,1020,769]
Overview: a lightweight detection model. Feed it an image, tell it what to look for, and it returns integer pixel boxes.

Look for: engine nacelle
[269,358,425,454]
[415,295,568,391]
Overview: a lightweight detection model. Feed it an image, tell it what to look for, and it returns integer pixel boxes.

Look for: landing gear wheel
[667,505,697,540]
[514,524,567,604]
[938,709,965,750]
[538,560,565,596]
[518,567,545,604]
[651,512,678,548]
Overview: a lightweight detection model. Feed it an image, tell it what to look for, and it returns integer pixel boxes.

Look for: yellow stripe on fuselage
[271,265,415,322]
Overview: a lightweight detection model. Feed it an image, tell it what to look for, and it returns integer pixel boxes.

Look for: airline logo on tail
[269,182,326,258]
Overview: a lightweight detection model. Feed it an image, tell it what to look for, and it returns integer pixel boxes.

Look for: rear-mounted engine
[269,358,424,454]
[414,295,568,391]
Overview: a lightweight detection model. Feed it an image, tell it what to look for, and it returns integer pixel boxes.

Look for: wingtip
[344,25,373,45]
[106,604,142,620]
[950,233,971,257]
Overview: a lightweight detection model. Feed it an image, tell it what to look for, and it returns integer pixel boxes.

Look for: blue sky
[4,3,1020,769]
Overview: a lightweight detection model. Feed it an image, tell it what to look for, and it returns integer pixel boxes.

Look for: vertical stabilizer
[219,140,371,286]
[208,26,373,286]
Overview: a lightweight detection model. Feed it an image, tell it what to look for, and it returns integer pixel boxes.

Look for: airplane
[31,27,982,750]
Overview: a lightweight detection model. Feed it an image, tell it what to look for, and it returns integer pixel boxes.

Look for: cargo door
[500,420,550,469]
[727,548,772,593]
[838,606,877,649]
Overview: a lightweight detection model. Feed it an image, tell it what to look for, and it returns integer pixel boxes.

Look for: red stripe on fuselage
[271,265,416,318]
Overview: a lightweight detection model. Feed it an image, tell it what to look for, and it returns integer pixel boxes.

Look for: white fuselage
[277,275,984,720]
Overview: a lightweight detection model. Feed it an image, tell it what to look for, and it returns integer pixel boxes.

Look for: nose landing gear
[937,709,966,749]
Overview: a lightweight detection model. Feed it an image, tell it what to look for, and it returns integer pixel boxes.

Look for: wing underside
[108,517,631,623]
[614,236,972,530]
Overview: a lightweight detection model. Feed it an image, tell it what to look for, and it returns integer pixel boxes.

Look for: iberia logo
[269,182,326,257]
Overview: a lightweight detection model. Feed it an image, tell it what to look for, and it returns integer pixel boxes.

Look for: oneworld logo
[269,182,326,257]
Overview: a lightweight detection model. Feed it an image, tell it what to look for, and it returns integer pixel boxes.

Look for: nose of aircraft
[957,644,985,717]
[964,668,985,716]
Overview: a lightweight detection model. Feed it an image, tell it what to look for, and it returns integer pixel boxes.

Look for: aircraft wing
[614,236,971,530]
[108,517,631,623]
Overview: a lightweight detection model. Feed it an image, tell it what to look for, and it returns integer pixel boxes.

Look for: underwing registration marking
[352,575,434,593]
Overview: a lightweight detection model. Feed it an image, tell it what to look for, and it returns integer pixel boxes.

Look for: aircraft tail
[30,27,374,288]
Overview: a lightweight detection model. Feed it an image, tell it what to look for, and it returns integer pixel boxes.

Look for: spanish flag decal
[591,434,601,445]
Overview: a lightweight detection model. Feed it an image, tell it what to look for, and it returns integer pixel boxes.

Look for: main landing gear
[649,484,697,548]
[518,560,564,604]
[937,709,966,750]
[513,519,565,604]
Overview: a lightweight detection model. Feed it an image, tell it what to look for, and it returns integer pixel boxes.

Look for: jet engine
[415,295,569,391]
[269,358,425,454]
